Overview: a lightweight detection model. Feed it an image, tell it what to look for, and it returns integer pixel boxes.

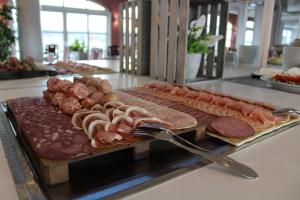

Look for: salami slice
[91,92,104,103]
[52,92,66,108]
[98,80,112,94]
[208,116,255,139]
[87,85,98,97]
[70,82,89,100]
[81,98,96,109]
[61,97,82,115]
[47,77,61,92]
[57,80,72,94]
[43,90,54,102]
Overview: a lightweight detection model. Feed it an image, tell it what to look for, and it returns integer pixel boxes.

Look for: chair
[107,45,119,57]
[91,48,103,60]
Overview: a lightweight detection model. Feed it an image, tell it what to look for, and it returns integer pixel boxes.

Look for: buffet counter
[0,74,299,200]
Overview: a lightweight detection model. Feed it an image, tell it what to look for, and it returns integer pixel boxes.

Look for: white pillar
[258,0,275,69]
[16,0,43,61]
[253,4,263,45]
[236,2,248,48]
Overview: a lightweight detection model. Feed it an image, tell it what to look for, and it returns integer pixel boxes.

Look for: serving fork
[133,124,259,179]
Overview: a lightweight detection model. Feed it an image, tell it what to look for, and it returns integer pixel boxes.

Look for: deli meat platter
[2,77,300,199]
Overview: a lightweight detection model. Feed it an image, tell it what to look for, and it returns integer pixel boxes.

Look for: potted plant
[69,39,87,60]
[0,4,16,61]
[186,15,223,80]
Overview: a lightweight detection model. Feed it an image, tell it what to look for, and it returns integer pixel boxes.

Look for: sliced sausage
[47,77,61,92]
[61,97,82,115]
[90,92,104,104]
[98,80,112,94]
[87,85,98,97]
[70,82,89,100]
[99,92,118,105]
[43,90,55,103]
[56,80,72,94]
[208,116,255,139]
[81,98,96,109]
[52,92,66,108]
[86,77,102,88]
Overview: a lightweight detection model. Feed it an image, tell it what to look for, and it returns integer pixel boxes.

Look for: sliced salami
[81,98,96,109]
[52,92,66,108]
[43,90,54,103]
[208,116,255,139]
[47,77,61,92]
[61,97,82,115]
[70,82,89,100]
[56,80,72,94]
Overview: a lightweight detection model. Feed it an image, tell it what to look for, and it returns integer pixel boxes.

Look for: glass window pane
[67,13,87,32]
[64,0,87,9]
[246,21,254,29]
[89,33,107,50]
[68,33,88,48]
[89,15,107,33]
[40,0,63,6]
[41,11,63,31]
[86,1,105,10]
[244,30,253,45]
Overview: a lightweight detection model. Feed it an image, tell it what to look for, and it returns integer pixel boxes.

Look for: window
[40,0,110,60]
[226,22,233,48]
[281,29,292,44]
[244,20,254,45]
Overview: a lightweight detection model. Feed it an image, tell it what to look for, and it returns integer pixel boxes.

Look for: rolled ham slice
[82,113,109,134]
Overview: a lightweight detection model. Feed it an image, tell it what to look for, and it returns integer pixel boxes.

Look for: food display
[271,68,300,85]
[7,77,197,161]
[53,60,115,75]
[43,76,116,114]
[0,56,57,80]
[130,83,288,130]
[0,56,42,72]
[5,78,300,186]
[122,83,299,145]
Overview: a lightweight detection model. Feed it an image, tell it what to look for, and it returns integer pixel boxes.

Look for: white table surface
[0,74,300,200]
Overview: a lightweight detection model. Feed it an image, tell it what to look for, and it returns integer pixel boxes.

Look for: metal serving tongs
[272,108,300,115]
[133,124,259,179]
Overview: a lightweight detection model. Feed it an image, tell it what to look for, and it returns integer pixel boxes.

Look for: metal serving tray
[1,103,299,200]
[260,76,300,94]
[0,70,57,80]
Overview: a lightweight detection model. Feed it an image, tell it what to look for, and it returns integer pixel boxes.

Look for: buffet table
[0,74,300,200]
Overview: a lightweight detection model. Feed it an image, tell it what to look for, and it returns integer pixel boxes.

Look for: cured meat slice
[81,98,96,109]
[87,85,98,96]
[91,104,104,111]
[99,80,112,94]
[47,77,61,92]
[61,97,82,115]
[56,80,72,94]
[86,77,102,88]
[71,110,99,129]
[117,91,197,130]
[208,117,255,139]
[6,97,94,160]
[52,92,66,108]
[43,90,54,102]
[70,82,89,100]
[91,92,104,104]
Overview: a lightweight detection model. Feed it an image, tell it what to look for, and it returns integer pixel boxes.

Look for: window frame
[40,3,111,59]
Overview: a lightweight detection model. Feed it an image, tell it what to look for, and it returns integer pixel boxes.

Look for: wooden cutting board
[6,97,204,185]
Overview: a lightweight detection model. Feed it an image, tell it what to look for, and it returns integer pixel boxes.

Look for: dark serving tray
[1,102,299,200]
[0,70,57,80]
